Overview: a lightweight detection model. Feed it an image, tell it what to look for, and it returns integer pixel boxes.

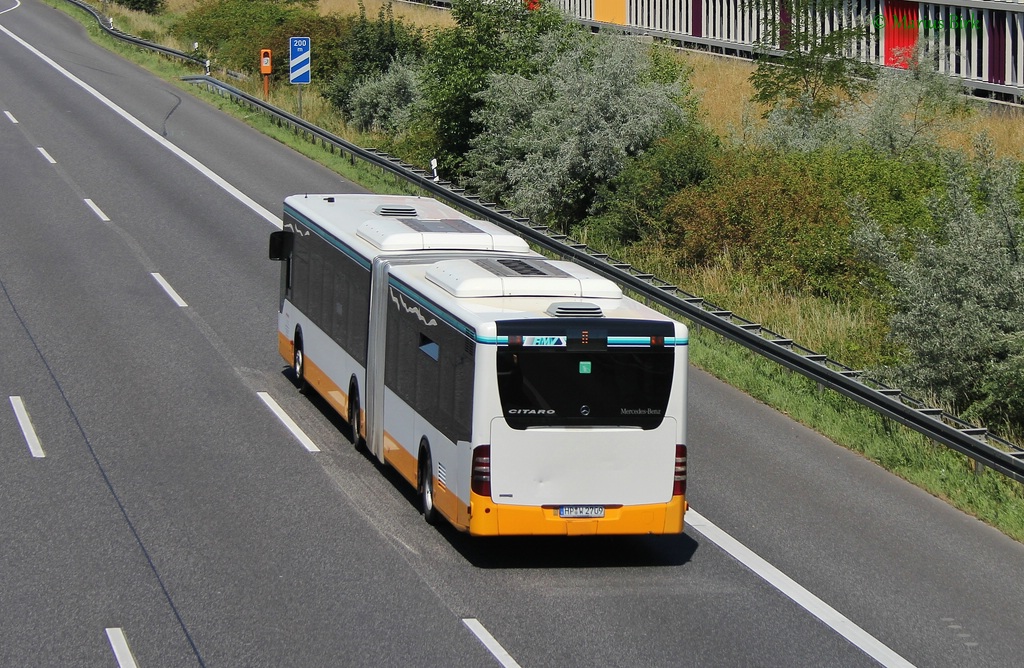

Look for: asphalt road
[1,1,1023,666]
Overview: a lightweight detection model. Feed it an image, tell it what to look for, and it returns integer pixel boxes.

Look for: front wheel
[418,450,439,526]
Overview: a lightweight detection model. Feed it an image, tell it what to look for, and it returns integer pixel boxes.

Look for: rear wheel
[292,334,306,392]
[418,448,438,525]
[348,382,363,450]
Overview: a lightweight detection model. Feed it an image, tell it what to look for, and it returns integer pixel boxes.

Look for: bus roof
[389,258,679,329]
[284,194,530,254]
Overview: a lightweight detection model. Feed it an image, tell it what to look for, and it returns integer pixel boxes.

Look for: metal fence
[64,0,1024,484]
[565,0,1024,99]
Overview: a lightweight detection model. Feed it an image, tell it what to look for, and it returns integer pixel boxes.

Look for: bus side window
[419,334,439,361]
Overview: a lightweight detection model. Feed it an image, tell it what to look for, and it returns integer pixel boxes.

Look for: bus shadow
[442,530,700,569]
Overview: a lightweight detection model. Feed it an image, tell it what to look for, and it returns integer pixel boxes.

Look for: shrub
[322,3,425,119]
[463,30,691,230]
[172,0,319,74]
[347,55,422,134]
[114,0,166,13]
[854,145,1024,432]
[580,123,720,246]
[660,149,864,299]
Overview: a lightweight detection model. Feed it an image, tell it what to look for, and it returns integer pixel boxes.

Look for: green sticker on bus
[579,361,591,374]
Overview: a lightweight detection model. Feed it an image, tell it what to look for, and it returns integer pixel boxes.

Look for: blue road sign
[289,37,310,84]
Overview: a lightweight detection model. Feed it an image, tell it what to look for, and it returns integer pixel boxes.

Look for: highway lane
[0,106,202,666]
[0,3,496,666]
[2,0,1024,666]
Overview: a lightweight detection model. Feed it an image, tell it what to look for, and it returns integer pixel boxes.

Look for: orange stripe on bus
[468,492,686,536]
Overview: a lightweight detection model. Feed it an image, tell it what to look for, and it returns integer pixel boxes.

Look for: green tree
[322,2,424,119]
[419,0,569,174]
[748,0,875,117]
[854,146,1024,431]
[347,55,422,134]
[463,30,691,230]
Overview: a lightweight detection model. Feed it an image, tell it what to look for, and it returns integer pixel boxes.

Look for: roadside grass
[47,0,1024,542]
[317,0,455,27]
[617,244,888,369]
[681,51,758,139]
[687,326,1024,542]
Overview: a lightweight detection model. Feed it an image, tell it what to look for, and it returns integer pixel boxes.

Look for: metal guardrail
[66,1,1024,484]
[65,0,208,69]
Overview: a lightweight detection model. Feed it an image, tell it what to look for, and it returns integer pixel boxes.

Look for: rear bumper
[467,492,686,536]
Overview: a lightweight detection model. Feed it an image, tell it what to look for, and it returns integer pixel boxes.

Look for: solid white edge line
[105,627,139,668]
[150,272,187,308]
[462,618,522,668]
[4,110,17,123]
[686,509,915,668]
[257,392,320,452]
[0,1,22,17]
[84,198,111,221]
[9,396,45,458]
[37,146,56,163]
[0,22,282,230]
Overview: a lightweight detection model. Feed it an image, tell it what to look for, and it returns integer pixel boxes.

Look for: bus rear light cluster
[472,445,491,497]
[673,444,687,496]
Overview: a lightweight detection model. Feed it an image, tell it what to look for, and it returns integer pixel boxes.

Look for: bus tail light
[472,445,491,497]
[673,444,687,496]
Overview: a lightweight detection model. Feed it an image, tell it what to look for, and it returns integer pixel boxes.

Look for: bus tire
[293,330,307,393]
[348,380,363,451]
[418,446,439,526]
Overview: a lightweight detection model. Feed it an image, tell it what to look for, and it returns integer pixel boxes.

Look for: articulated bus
[269,194,688,536]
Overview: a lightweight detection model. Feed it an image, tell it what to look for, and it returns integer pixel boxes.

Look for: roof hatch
[545,302,605,317]
[374,204,418,217]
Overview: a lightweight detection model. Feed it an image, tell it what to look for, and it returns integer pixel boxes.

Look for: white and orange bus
[270,194,688,535]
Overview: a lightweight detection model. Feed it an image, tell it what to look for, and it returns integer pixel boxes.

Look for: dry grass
[164,0,200,11]
[680,51,758,138]
[618,245,886,367]
[317,0,455,26]
[678,48,1024,158]
[959,103,1024,160]
[161,0,454,27]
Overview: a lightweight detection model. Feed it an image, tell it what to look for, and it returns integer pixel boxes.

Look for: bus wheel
[348,381,363,451]
[293,333,307,392]
[418,448,439,525]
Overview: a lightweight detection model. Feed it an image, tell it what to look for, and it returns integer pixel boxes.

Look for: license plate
[559,505,605,518]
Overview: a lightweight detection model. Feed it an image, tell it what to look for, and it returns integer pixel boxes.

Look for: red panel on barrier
[884,0,919,68]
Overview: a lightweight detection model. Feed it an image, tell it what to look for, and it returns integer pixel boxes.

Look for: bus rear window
[496,347,674,429]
